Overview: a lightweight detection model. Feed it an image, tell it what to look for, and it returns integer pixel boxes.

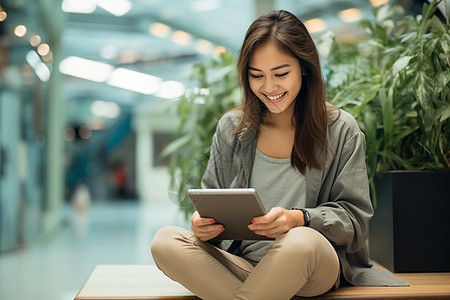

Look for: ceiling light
[14,25,27,37]
[61,0,96,14]
[149,22,171,38]
[37,43,50,56]
[96,0,132,17]
[195,39,214,55]
[26,51,51,82]
[100,45,118,60]
[30,35,41,47]
[86,117,107,130]
[190,0,222,13]
[156,81,185,99]
[338,8,363,23]
[214,46,227,58]
[107,68,162,95]
[304,18,326,34]
[79,125,92,140]
[59,56,114,82]
[171,30,192,46]
[370,0,389,7]
[0,10,7,22]
[64,127,76,142]
[42,51,53,63]
[91,100,120,119]
[116,50,140,64]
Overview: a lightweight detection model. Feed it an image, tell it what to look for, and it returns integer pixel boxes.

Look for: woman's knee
[274,227,317,256]
[274,227,337,266]
[151,226,189,262]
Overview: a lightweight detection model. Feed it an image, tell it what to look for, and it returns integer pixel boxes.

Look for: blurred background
[0,0,447,299]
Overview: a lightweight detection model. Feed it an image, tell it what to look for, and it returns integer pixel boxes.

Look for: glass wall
[0,0,63,252]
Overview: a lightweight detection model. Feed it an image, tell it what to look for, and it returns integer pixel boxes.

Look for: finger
[258,220,293,237]
[194,224,223,234]
[191,211,216,227]
[253,226,286,238]
[192,222,223,234]
[193,225,225,241]
[253,207,283,224]
[249,221,278,232]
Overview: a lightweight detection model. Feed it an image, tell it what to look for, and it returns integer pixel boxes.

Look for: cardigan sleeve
[201,111,242,189]
[307,127,374,254]
[201,119,226,189]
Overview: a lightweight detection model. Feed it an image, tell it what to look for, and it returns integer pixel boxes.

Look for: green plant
[321,0,449,202]
[162,52,240,217]
[164,0,449,214]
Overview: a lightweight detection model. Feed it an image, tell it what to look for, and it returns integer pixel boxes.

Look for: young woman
[151,10,407,300]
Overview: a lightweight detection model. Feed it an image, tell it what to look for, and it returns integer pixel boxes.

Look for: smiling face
[248,41,302,118]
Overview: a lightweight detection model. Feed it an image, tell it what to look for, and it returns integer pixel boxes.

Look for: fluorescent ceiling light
[370,0,389,7]
[91,100,120,119]
[97,0,132,16]
[26,51,51,82]
[214,46,227,58]
[107,68,162,95]
[171,30,192,46]
[304,18,326,33]
[149,22,172,38]
[195,39,214,55]
[156,81,185,99]
[61,0,96,14]
[338,8,363,23]
[59,56,113,82]
[190,0,222,13]
[100,45,118,60]
[62,0,131,16]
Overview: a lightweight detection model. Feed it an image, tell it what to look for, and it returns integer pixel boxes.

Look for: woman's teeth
[266,92,285,100]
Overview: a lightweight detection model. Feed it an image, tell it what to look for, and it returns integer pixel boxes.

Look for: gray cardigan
[201,109,408,287]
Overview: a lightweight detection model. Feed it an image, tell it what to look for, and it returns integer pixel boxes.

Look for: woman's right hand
[191,211,225,241]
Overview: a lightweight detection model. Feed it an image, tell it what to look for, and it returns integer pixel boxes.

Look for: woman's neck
[264,105,296,128]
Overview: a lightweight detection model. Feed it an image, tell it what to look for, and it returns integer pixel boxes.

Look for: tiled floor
[0,201,190,300]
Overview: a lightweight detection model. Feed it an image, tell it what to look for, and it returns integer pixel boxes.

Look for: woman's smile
[264,92,287,103]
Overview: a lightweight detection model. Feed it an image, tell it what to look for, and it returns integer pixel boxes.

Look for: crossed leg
[151,226,339,300]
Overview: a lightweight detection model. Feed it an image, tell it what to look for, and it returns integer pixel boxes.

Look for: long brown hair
[235,10,335,174]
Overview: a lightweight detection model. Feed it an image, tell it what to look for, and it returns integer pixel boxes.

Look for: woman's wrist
[289,209,305,228]
[290,208,311,227]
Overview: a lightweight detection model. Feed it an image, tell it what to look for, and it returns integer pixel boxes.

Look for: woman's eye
[275,72,289,77]
[249,73,263,79]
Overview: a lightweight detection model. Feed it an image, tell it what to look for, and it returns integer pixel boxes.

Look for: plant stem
[444,0,449,25]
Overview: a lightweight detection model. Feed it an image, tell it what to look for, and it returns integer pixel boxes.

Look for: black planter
[369,170,450,272]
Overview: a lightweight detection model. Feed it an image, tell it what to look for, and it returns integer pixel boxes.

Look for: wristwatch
[291,208,311,227]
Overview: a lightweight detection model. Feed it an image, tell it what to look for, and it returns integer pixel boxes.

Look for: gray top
[201,109,408,287]
[241,148,306,262]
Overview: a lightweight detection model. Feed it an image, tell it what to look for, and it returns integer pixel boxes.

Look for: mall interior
[0,0,448,299]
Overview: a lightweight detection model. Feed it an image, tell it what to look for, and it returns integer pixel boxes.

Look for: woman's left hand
[248,207,304,238]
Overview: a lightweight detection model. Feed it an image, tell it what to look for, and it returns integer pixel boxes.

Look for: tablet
[188,188,272,240]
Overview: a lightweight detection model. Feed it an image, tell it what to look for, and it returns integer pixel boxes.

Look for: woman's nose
[264,78,277,93]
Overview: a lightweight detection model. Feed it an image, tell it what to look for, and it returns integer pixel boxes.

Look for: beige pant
[151,226,339,300]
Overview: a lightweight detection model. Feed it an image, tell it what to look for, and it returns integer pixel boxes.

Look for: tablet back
[188,188,272,240]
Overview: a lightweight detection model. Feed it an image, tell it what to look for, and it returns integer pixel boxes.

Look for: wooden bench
[74,264,450,299]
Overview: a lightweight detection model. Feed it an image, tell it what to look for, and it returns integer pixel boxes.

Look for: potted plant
[322,0,449,272]
[164,0,449,271]
[162,52,241,218]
